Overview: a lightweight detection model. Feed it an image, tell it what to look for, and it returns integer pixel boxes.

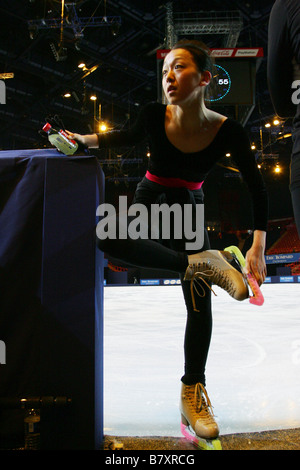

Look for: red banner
[157,47,264,59]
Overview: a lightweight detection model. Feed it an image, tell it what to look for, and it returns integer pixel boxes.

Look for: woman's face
[162,48,208,105]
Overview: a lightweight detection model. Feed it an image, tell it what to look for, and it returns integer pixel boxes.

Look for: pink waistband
[145,171,203,190]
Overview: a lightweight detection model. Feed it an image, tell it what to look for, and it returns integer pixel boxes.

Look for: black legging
[97,178,213,386]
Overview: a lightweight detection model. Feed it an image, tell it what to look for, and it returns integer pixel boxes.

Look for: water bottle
[42,122,79,155]
[24,408,40,450]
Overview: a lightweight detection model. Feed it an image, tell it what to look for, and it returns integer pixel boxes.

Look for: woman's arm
[65,131,99,148]
[65,102,154,150]
[227,122,268,285]
[245,230,267,286]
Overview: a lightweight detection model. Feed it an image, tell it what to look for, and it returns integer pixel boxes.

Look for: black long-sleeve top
[97,102,268,231]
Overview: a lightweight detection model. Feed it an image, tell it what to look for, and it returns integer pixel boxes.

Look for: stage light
[99,122,107,132]
[225,152,231,157]
[251,144,256,150]
[265,122,271,128]
[273,118,280,125]
[63,92,71,98]
[90,95,97,101]
[274,164,281,174]
[78,62,89,72]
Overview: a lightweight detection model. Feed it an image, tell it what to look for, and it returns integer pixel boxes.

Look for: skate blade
[224,245,264,306]
[180,422,222,450]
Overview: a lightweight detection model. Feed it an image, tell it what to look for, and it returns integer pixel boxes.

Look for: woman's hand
[245,230,267,286]
[65,131,99,148]
[65,130,86,145]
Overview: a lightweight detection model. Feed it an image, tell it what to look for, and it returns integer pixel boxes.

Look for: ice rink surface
[103,283,300,437]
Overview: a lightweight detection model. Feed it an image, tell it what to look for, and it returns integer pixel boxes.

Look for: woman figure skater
[67,40,268,447]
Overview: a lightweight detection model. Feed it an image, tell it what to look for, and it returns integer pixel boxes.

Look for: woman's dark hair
[171,39,215,101]
[171,39,214,74]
